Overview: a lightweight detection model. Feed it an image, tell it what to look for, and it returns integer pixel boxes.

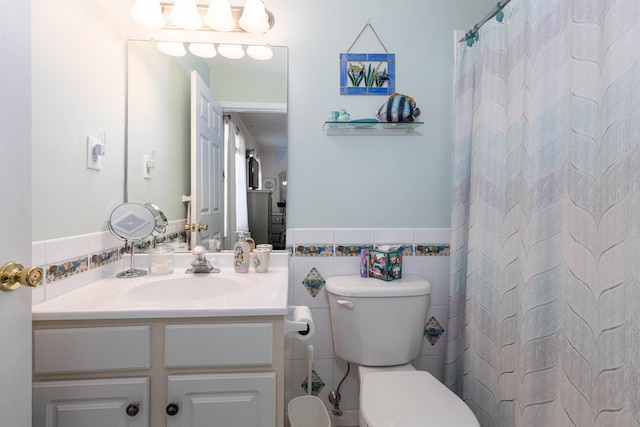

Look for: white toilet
[326,275,479,427]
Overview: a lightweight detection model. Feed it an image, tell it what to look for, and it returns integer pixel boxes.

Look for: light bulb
[239,0,269,33]
[189,43,217,58]
[217,44,245,59]
[130,0,165,29]
[170,0,202,30]
[247,45,273,60]
[157,42,186,57]
[204,0,236,32]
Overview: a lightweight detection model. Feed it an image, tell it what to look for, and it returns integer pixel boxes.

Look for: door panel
[0,0,33,425]
[167,372,276,427]
[191,71,224,249]
[32,377,149,427]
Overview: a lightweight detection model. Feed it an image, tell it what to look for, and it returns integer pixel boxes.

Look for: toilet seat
[361,370,479,427]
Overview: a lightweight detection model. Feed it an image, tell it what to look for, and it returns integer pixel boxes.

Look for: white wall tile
[43,272,89,300]
[413,228,451,243]
[45,235,90,264]
[401,254,414,275]
[87,231,122,253]
[374,228,413,245]
[333,256,360,276]
[32,241,45,266]
[334,228,374,244]
[292,228,334,245]
[414,255,450,306]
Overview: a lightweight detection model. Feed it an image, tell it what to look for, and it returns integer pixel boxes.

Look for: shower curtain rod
[459,0,511,42]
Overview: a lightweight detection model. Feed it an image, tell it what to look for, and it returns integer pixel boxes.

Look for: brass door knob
[0,262,44,292]
[185,223,208,232]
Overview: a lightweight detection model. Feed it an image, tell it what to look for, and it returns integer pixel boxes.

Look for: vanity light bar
[159,3,275,33]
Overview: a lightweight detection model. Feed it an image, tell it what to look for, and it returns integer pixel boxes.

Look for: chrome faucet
[186,245,220,274]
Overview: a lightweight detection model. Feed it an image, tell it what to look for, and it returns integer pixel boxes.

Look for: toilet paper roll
[292,306,315,341]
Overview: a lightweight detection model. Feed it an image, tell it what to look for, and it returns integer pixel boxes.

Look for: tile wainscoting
[285,228,451,427]
[31,220,187,304]
[31,226,451,427]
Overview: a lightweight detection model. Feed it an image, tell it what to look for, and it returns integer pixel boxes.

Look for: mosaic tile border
[288,243,450,257]
[131,231,188,253]
[46,247,123,284]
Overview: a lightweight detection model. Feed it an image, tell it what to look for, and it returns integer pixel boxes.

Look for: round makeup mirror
[145,203,168,237]
[108,202,161,278]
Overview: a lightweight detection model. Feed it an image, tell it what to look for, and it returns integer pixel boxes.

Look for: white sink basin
[125,277,243,302]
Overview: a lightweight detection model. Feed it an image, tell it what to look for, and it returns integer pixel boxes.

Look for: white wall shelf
[323,121,423,136]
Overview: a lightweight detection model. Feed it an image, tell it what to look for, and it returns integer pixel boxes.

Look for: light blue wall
[265,0,496,228]
[30,0,496,240]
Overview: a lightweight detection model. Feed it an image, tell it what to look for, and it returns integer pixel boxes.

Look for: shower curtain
[446,1,640,426]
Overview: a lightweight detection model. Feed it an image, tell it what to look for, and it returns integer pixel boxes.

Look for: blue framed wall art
[340,53,395,95]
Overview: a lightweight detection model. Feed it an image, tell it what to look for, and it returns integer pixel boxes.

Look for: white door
[190,71,224,249]
[0,1,34,426]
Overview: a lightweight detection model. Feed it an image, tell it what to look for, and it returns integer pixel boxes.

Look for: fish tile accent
[414,244,450,256]
[424,316,445,345]
[302,267,326,297]
[90,247,122,269]
[291,243,450,257]
[334,244,372,256]
[295,245,334,257]
[46,256,89,283]
[301,369,325,396]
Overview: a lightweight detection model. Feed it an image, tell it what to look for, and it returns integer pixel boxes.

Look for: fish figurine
[376,93,421,122]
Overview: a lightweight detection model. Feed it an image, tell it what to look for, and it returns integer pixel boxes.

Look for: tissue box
[369,248,402,281]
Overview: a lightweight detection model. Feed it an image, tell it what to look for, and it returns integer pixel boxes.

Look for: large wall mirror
[126,40,287,251]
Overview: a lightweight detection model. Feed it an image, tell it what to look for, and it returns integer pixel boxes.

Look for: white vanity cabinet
[166,372,275,427]
[32,317,285,427]
[32,377,150,427]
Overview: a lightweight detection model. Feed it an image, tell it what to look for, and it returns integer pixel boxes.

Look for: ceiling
[236,111,287,151]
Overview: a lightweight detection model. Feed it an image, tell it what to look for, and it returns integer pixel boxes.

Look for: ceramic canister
[254,248,271,273]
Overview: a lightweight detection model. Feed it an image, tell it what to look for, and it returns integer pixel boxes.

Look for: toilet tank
[326,275,431,366]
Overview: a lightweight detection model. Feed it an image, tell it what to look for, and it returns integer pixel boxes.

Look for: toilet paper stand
[284,305,314,339]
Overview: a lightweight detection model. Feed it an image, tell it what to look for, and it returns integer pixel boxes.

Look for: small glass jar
[148,247,174,275]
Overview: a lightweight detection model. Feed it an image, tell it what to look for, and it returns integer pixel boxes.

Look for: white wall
[31,1,128,241]
[31,0,495,240]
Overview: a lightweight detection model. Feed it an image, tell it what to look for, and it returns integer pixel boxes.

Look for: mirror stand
[117,240,147,278]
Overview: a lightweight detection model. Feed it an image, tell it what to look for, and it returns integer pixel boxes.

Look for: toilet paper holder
[284,305,313,338]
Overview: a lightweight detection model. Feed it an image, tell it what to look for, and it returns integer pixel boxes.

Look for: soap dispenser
[243,228,256,252]
[233,231,250,273]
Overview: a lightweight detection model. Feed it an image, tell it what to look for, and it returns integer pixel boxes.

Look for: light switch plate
[86,136,101,171]
[143,154,152,179]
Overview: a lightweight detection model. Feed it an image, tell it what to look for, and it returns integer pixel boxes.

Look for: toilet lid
[361,371,479,427]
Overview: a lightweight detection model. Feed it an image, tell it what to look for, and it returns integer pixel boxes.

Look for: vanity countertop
[32,252,289,321]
